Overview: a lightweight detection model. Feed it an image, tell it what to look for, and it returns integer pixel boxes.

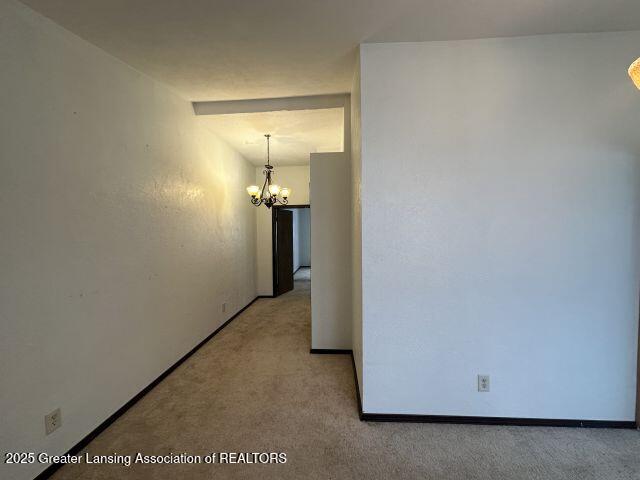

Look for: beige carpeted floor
[51,268,639,480]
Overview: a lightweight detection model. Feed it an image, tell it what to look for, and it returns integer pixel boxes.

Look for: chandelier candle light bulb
[269,184,281,196]
[246,134,290,208]
[629,57,640,90]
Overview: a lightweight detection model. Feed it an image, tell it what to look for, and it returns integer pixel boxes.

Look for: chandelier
[246,134,290,208]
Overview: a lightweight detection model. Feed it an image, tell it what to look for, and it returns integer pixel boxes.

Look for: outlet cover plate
[478,375,490,392]
[45,408,62,435]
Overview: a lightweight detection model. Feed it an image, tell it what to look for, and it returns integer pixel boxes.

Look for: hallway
[4,3,640,479]
[46,269,639,479]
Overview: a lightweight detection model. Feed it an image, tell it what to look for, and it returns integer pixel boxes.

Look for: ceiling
[19,0,640,102]
[198,108,344,166]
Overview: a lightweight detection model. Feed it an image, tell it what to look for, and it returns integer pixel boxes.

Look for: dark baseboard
[347,352,635,429]
[257,295,274,298]
[34,296,259,480]
[359,413,635,429]
[300,265,311,268]
[310,349,352,354]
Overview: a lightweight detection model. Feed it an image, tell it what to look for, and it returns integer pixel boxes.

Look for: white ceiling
[198,108,344,166]
[19,0,640,102]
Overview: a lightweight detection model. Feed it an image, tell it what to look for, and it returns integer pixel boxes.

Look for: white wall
[359,32,640,419]
[0,2,256,479]
[255,166,310,295]
[297,208,311,266]
[350,51,364,394]
[291,209,301,271]
[310,153,352,350]
[282,207,309,273]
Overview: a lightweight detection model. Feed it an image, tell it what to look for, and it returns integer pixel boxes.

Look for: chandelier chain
[266,134,271,167]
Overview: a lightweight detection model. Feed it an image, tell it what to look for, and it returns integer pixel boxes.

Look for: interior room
[284,207,311,276]
[1,1,639,479]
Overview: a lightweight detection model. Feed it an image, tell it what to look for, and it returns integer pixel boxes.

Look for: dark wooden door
[276,209,294,295]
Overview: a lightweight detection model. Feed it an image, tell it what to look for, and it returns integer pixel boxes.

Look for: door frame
[272,204,310,297]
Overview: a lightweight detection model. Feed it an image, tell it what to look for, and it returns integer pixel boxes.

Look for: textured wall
[291,209,301,271]
[350,51,364,396]
[310,153,352,350]
[359,33,640,419]
[0,1,256,479]
[297,208,311,266]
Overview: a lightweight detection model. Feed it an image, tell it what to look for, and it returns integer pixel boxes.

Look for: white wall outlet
[45,408,62,435]
[222,302,226,313]
[478,375,490,392]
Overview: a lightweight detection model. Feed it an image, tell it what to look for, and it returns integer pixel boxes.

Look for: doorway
[272,205,310,297]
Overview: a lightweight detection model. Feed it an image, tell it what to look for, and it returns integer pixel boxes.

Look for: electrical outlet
[45,408,62,435]
[478,375,490,392]
[222,302,226,313]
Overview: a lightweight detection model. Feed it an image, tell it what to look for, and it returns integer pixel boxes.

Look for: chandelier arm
[260,169,270,200]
